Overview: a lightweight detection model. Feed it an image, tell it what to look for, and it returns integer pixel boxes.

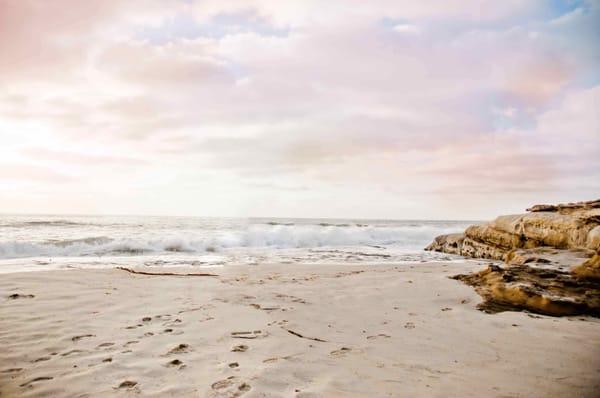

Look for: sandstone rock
[489,212,596,250]
[465,222,521,251]
[426,200,600,259]
[459,237,506,260]
[505,247,592,270]
[425,231,508,261]
[587,226,600,252]
[526,204,558,212]
[424,233,464,255]
[572,254,600,281]
[452,264,600,317]
[527,199,600,215]
[426,199,600,317]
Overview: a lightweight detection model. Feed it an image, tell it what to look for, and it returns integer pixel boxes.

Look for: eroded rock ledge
[426,200,600,316]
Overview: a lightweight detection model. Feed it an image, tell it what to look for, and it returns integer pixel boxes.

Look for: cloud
[0,0,598,218]
[392,24,422,34]
[21,148,146,166]
[0,163,75,183]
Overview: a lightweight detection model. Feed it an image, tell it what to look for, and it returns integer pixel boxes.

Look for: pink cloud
[0,0,597,217]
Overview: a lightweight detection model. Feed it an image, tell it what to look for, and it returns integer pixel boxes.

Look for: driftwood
[116,267,218,277]
[282,327,327,342]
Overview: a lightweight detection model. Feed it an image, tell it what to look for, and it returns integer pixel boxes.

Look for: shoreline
[2,262,599,397]
[0,256,478,275]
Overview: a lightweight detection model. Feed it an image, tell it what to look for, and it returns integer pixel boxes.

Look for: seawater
[0,215,475,273]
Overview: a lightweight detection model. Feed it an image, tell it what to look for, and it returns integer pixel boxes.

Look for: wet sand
[1,262,599,397]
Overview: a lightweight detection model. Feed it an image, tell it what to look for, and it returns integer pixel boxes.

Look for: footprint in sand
[1,368,23,374]
[232,345,248,352]
[330,347,352,357]
[249,303,283,311]
[366,334,391,340]
[211,376,251,395]
[178,305,212,314]
[125,323,144,330]
[20,376,53,387]
[165,359,184,368]
[161,325,184,335]
[117,380,137,389]
[166,343,191,355]
[262,306,283,311]
[211,376,236,390]
[71,334,95,342]
[262,354,296,364]
[163,318,183,327]
[61,349,87,357]
[275,293,308,304]
[239,383,251,392]
[231,330,267,340]
[32,356,51,363]
[228,362,239,368]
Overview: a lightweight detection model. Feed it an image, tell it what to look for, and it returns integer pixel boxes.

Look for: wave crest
[0,223,467,260]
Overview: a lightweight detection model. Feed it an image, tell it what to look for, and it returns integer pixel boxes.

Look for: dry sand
[1,262,599,397]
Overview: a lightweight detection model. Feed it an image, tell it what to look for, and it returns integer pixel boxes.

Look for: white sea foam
[0,223,467,259]
[0,215,473,271]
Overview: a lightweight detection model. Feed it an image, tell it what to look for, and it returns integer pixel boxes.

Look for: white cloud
[393,24,421,34]
[0,0,598,218]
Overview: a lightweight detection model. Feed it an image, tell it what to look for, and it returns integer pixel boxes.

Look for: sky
[0,0,598,220]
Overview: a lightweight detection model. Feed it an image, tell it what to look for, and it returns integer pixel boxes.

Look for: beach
[2,261,599,397]
[3,0,599,396]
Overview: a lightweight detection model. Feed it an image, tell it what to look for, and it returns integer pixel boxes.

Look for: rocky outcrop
[527,199,600,216]
[426,200,600,316]
[573,254,600,281]
[452,263,600,317]
[425,233,465,256]
[426,199,600,260]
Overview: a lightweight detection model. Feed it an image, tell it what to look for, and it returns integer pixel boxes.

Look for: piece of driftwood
[282,327,327,342]
[116,267,218,277]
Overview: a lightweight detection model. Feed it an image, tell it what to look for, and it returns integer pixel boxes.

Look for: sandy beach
[3,0,599,396]
[1,261,599,397]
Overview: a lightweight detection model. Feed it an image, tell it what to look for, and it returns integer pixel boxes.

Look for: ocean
[0,215,474,273]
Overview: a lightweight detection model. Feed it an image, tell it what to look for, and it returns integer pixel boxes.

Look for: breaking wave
[0,223,467,260]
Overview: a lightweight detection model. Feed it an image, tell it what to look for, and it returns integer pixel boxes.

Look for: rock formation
[426,200,600,316]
